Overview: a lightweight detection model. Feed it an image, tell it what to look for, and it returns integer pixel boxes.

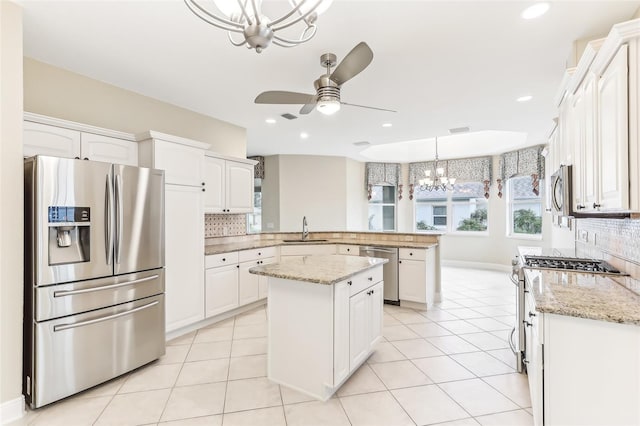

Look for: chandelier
[184,0,334,53]
[419,137,456,191]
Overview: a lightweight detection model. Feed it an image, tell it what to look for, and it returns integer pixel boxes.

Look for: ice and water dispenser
[48,206,91,265]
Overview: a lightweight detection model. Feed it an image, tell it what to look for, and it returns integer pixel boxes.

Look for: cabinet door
[165,184,204,332]
[337,245,359,255]
[570,86,585,211]
[23,121,80,158]
[582,73,599,210]
[155,140,204,187]
[226,160,254,213]
[398,259,426,303]
[258,257,276,299]
[369,282,384,346]
[205,264,239,317]
[204,156,225,213]
[598,44,629,210]
[239,260,260,306]
[349,289,370,370]
[80,133,138,166]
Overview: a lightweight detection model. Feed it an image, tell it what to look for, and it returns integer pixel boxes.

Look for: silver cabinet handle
[53,275,159,297]
[105,173,114,265]
[53,300,159,332]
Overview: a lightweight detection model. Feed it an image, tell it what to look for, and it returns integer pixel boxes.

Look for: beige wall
[0,0,24,415]
[262,155,366,232]
[24,58,247,157]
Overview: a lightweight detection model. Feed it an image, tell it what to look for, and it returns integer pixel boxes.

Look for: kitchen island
[249,254,388,401]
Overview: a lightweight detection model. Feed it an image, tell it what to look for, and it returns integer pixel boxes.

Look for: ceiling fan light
[317,99,341,115]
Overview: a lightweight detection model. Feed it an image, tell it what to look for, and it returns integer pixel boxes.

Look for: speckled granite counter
[205,239,438,256]
[518,246,640,326]
[248,254,388,285]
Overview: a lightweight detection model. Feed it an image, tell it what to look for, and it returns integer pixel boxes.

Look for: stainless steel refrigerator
[23,156,166,408]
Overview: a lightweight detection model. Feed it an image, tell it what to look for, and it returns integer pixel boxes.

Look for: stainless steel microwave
[550,164,572,217]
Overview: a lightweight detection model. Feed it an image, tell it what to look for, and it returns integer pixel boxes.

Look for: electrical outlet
[267,222,274,229]
[578,230,589,243]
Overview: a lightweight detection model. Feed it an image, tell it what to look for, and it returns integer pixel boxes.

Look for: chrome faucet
[302,216,309,241]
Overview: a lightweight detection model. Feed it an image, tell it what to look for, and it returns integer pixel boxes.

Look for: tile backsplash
[205,214,247,238]
[575,218,640,278]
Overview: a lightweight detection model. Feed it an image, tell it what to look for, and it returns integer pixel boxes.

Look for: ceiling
[21,0,640,162]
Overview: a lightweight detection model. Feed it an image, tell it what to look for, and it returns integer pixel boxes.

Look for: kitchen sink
[282,239,329,243]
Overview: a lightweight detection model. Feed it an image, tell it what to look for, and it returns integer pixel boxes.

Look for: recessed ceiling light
[521,2,550,20]
[300,132,309,139]
[449,126,470,134]
[265,118,276,124]
[353,141,370,146]
[517,95,533,102]
[382,123,392,128]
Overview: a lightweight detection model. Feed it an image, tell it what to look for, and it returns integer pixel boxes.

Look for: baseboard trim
[0,395,24,425]
[442,260,511,273]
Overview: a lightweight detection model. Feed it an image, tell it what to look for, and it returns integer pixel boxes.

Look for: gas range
[523,255,625,275]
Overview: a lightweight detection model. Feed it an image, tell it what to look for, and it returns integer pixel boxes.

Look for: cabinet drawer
[280,244,335,256]
[349,267,384,296]
[205,251,239,269]
[399,248,426,261]
[238,246,277,262]
[337,245,359,255]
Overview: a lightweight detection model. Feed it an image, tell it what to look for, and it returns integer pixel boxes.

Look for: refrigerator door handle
[53,275,160,298]
[53,300,159,332]
[105,174,114,265]
[115,173,123,264]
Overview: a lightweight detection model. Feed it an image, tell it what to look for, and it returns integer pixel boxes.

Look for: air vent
[353,141,370,146]
[281,113,298,120]
[449,126,470,134]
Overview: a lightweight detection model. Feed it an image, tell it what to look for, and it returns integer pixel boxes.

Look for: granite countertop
[205,239,438,256]
[248,254,388,285]
[524,268,640,326]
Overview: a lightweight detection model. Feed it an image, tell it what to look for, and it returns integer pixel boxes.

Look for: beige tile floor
[14,267,532,426]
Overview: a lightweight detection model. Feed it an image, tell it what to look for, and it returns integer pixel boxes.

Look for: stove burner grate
[523,256,624,274]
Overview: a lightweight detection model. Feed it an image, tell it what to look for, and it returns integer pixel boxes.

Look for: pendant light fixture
[419,137,456,191]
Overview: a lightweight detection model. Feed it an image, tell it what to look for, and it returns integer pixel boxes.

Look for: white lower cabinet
[268,266,384,401]
[280,244,336,258]
[398,247,436,306]
[205,264,239,318]
[349,282,383,370]
[165,184,204,332]
[239,260,260,306]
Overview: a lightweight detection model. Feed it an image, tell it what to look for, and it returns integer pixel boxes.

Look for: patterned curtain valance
[408,156,493,199]
[248,156,265,179]
[497,146,545,197]
[365,163,402,200]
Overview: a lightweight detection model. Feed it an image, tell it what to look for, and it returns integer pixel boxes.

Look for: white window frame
[368,184,397,232]
[506,176,543,240]
[414,183,489,235]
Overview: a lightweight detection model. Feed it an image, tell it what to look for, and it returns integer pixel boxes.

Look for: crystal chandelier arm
[272,25,317,46]
[271,0,325,31]
[184,0,244,32]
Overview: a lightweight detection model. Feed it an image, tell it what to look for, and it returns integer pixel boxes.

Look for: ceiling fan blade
[299,103,316,115]
[330,42,374,86]
[255,91,316,105]
[341,101,397,113]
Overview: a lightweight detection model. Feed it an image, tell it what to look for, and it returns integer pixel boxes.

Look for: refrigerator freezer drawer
[27,294,165,408]
[35,269,164,321]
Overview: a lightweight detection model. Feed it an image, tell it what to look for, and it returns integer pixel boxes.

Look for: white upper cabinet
[23,121,80,158]
[152,139,206,187]
[597,44,629,211]
[204,154,256,214]
[23,116,137,166]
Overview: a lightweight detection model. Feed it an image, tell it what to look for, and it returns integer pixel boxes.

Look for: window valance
[497,146,545,197]
[248,156,265,179]
[408,156,493,199]
[365,162,402,200]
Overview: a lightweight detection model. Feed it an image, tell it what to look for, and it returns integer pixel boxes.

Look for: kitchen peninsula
[249,255,388,401]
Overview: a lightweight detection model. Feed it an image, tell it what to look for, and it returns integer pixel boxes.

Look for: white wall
[23,58,247,157]
[0,0,24,419]
[262,155,366,232]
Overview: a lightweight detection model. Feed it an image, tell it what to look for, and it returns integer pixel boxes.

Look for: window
[368,185,396,231]
[508,176,542,236]
[415,182,488,233]
[246,178,262,233]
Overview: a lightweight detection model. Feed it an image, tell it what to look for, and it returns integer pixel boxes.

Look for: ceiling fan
[254,42,396,116]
